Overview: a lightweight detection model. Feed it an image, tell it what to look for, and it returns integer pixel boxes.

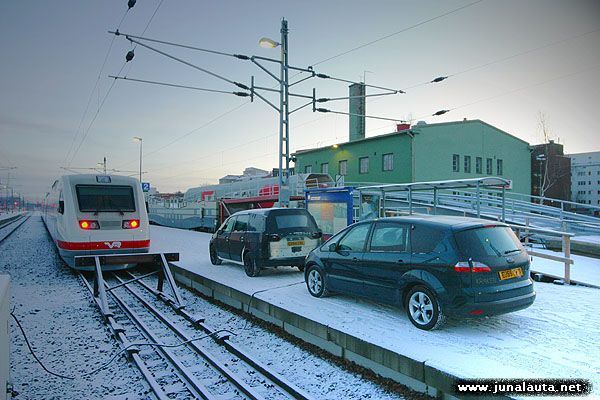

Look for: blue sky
[1,0,599,199]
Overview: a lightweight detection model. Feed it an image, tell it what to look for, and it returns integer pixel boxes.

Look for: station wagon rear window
[455,226,522,258]
[76,185,136,212]
[273,213,317,230]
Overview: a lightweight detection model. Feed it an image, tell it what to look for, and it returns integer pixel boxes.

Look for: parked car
[304,216,535,330]
[209,208,322,277]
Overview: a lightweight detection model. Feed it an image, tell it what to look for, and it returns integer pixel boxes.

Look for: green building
[293,119,532,195]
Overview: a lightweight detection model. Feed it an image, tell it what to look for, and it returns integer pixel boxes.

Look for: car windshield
[76,185,136,212]
[455,226,523,258]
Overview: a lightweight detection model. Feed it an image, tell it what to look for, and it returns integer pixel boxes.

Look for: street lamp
[259,19,289,207]
[133,136,143,184]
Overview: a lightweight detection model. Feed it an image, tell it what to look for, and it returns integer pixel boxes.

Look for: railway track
[79,260,313,400]
[0,213,30,243]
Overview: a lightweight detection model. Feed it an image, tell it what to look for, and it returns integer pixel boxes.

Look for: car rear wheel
[243,253,260,277]
[209,245,221,265]
[406,285,446,330]
[306,265,329,297]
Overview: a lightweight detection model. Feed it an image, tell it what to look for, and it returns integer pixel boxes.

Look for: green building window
[497,159,503,175]
[339,160,347,176]
[304,165,312,173]
[321,163,329,174]
[383,153,394,171]
[476,157,482,174]
[452,154,460,172]
[486,158,493,174]
[464,155,471,173]
[359,157,369,174]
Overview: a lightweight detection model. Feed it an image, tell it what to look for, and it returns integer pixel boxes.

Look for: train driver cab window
[76,185,136,213]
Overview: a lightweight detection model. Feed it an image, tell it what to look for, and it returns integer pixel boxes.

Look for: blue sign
[142,182,150,192]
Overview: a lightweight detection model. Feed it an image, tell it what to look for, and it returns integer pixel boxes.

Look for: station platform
[150,225,600,399]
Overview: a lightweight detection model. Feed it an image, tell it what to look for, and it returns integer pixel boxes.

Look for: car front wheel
[306,265,329,297]
[406,285,446,330]
[209,244,221,265]
[243,253,260,277]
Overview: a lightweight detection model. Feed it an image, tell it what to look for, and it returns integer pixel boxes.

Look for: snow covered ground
[529,246,600,287]
[2,216,152,399]
[150,225,600,398]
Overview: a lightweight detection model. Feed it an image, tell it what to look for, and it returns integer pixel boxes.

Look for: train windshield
[76,185,136,212]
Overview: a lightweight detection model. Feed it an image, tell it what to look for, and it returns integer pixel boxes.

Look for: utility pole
[278,18,290,207]
[0,167,17,212]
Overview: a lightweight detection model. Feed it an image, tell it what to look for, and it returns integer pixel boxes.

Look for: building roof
[292,119,529,156]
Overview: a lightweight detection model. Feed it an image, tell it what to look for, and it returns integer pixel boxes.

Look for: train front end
[59,175,150,270]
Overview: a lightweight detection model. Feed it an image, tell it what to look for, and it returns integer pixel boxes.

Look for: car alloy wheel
[209,245,221,265]
[306,265,329,297]
[243,253,260,277]
[406,285,446,330]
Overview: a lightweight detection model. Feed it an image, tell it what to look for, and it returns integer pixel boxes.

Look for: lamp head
[259,37,280,49]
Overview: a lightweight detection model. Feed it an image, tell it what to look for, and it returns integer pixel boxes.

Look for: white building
[569,151,600,206]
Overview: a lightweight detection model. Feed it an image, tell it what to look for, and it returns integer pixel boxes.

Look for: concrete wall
[0,275,10,400]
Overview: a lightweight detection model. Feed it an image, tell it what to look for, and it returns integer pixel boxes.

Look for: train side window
[58,191,64,214]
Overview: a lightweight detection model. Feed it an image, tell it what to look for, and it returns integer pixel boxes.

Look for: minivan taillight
[269,234,281,242]
[454,261,491,273]
[310,231,323,239]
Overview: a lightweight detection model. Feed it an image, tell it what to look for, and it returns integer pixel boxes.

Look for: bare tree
[536,112,569,203]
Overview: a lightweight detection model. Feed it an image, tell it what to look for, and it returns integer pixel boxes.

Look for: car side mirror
[57,200,64,214]
[329,242,338,252]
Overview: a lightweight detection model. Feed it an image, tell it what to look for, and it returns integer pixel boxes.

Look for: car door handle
[396,259,404,264]
[240,237,245,242]
[352,257,359,262]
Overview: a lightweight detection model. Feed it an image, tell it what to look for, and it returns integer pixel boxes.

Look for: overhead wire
[67,0,165,167]
[62,8,130,167]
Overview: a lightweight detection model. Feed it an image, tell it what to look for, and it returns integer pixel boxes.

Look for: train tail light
[79,220,99,230]
[122,219,140,229]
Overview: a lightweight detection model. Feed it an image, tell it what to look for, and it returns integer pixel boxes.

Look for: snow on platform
[529,247,600,288]
[150,225,600,397]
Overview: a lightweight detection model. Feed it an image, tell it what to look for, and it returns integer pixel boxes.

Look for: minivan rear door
[454,225,529,288]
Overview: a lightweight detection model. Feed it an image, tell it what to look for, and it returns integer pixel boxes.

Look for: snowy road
[151,225,600,398]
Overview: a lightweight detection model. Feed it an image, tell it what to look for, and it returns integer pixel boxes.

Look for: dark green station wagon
[304,216,536,330]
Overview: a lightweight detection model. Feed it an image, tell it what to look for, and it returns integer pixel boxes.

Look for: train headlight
[79,220,99,230]
[122,219,140,229]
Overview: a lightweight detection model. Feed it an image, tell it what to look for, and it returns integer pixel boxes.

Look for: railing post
[525,218,530,246]
[562,221,571,285]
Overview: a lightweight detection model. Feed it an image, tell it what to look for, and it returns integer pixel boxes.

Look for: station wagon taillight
[122,219,140,229]
[269,234,281,242]
[79,220,99,230]
[454,261,491,273]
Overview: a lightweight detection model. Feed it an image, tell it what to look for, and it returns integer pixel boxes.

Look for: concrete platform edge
[170,265,513,400]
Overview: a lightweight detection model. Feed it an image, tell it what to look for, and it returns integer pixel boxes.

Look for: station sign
[142,182,150,192]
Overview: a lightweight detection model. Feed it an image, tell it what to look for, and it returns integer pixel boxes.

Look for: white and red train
[42,174,150,269]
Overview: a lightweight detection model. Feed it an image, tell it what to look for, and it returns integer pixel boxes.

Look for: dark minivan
[209,208,322,277]
[304,216,535,330]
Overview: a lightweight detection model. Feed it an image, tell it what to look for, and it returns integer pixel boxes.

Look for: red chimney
[396,123,411,132]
